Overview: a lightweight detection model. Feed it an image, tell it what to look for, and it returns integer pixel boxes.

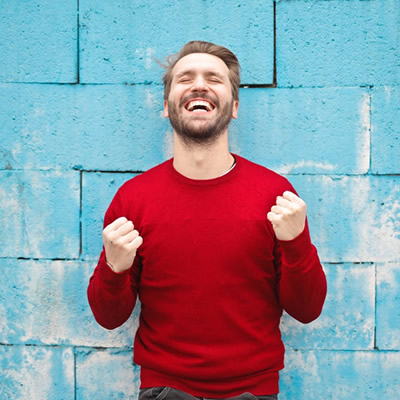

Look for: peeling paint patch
[376,262,400,349]
[0,346,74,400]
[76,349,140,400]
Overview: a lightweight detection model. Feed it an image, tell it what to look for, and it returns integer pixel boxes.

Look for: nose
[191,75,208,92]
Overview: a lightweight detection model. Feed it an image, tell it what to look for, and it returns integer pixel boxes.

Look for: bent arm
[275,224,327,324]
[87,190,140,330]
[87,250,139,329]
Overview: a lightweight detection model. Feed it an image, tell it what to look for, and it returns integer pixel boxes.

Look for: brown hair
[162,41,241,101]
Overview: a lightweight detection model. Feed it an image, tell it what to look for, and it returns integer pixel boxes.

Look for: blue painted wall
[1,1,399,399]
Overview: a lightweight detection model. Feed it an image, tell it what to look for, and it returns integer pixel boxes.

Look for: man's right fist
[102,217,143,273]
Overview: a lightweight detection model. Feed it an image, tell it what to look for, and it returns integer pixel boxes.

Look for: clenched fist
[267,191,307,241]
[103,217,143,273]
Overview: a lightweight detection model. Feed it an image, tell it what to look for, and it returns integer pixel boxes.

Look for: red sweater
[88,155,327,398]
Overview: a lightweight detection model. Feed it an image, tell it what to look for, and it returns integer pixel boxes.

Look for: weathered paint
[0,259,139,347]
[371,85,400,174]
[82,172,138,259]
[76,349,141,400]
[0,346,74,400]
[276,0,400,87]
[0,170,80,258]
[79,0,274,84]
[0,84,168,171]
[0,0,77,83]
[281,263,375,350]
[287,175,400,262]
[281,350,400,399]
[376,262,400,350]
[0,0,399,398]
[230,87,370,174]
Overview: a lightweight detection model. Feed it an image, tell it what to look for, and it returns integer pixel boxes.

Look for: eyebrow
[175,70,226,80]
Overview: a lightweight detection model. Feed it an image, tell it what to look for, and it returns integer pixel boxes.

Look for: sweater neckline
[167,153,242,186]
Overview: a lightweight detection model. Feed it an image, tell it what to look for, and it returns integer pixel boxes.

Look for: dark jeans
[139,386,278,400]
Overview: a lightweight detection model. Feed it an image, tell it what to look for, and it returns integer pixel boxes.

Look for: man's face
[164,53,239,145]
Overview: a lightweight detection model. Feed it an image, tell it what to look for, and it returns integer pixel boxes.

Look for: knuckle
[103,231,112,241]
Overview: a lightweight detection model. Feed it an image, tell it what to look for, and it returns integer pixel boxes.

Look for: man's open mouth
[184,99,216,113]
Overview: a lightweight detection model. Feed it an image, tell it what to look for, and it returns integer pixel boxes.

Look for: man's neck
[172,132,235,180]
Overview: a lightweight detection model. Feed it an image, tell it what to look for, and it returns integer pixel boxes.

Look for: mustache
[178,92,218,108]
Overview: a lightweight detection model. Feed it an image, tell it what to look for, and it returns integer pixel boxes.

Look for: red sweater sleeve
[87,190,140,330]
[274,221,327,324]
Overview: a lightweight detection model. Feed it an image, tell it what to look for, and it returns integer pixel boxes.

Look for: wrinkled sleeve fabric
[274,221,327,324]
[87,190,141,330]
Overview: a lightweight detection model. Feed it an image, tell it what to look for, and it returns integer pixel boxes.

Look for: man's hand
[267,191,307,241]
[103,217,143,273]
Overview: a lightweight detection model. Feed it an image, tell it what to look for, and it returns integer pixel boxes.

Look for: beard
[167,93,234,146]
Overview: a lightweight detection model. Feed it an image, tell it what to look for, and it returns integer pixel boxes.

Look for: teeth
[187,100,213,112]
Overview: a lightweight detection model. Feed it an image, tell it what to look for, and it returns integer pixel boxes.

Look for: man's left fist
[267,191,307,241]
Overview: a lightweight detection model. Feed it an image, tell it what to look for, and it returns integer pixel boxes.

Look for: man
[88,41,327,400]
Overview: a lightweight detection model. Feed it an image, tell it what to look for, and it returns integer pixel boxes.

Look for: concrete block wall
[0,1,399,399]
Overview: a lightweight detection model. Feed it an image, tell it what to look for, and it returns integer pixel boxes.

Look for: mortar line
[0,257,82,261]
[1,342,398,353]
[76,0,80,84]
[2,82,398,89]
[3,169,398,176]
[73,169,145,174]
[79,170,83,257]
[240,84,275,88]
[273,0,277,87]
[240,1,276,88]
[374,263,378,350]
[74,347,77,400]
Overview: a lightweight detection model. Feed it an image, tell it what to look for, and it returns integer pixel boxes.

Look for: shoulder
[236,155,293,192]
[106,160,171,224]
[117,159,171,195]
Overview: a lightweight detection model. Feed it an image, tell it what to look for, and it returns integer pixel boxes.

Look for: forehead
[172,53,230,79]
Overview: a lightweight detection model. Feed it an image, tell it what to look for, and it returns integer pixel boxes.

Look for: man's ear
[232,100,239,119]
[163,100,169,118]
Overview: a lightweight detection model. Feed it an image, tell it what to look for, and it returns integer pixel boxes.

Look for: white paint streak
[145,48,155,70]
[145,88,158,109]
[348,177,400,261]
[370,193,400,258]
[358,93,371,173]
[19,261,136,347]
[135,47,156,70]
[276,160,336,174]
[3,347,52,399]
[12,142,22,158]
[378,262,399,287]
[0,184,24,255]
[384,85,392,99]
[33,108,46,117]
[78,352,138,395]
[349,177,372,261]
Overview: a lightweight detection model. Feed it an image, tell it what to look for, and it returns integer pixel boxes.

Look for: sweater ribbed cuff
[99,257,130,286]
[278,227,313,265]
